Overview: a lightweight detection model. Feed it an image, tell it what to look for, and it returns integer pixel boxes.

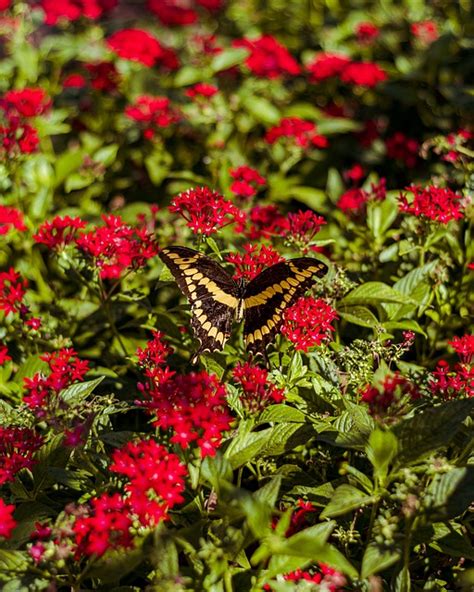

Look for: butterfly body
[159,246,328,360]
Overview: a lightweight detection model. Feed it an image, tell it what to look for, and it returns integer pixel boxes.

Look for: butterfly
[159,246,328,362]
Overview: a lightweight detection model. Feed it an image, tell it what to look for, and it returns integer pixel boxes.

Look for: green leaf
[287,186,327,212]
[361,544,400,578]
[321,484,376,518]
[366,429,398,483]
[317,118,361,135]
[241,95,281,125]
[200,454,233,490]
[87,547,144,583]
[258,405,306,424]
[425,467,474,520]
[94,144,119,167]
[13,355,48,385]
[225,423,269,468]
[61,376,104,403]
[253,475,282,507]
[340,282,415,306]
[210,47,248,72]
[367,196,399,239]
[338,305,380,328]
[0,550,29,573]
[261,424,312,456]
[326,168,344,202]
[174,65,210,86]
[144,149,173,186]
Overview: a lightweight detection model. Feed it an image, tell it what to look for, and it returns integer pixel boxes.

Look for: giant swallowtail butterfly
[159,246,328,361]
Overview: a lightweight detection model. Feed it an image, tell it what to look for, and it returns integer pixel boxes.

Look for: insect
[159,246,328,362]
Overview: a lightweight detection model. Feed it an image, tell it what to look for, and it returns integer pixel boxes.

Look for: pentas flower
[76,214,158,279]
[285,500,318,536]
[23,348,89,414]
[125,95,180,140]
[232,362,284,413]
[385,132,419,168]
[136,331,173,368]
[107,29,178,69]
[73,493,133,557]
[240,204,288,240]
[449,334,474,364]
[281,297,337,352]
[0,268,27,316]
[190,33,222,57]
[344,163,365,184]
[307,53,387,87]
[0,344,10,365]
[185,83,219,100]
[196,0,223,10]
[232,35,301,79]
[33,216,87,250]
[138,371,232,457]
[0,205,26,235]
[226,244,284,281]
[0,0,11,9]
[340,62,387,87]
[148,0,197,26]
[265,117,328,149]
[63,73,87,88]
[0,499,16,539]
[356,22,380,44]
[284,210,326,248]
[398,185,464,224]
[1,114,39,156]
[306,52,351,82]
[2,88,51,117]
[229,165,266,201]
[429,361,474,399]
[411,20,439,45]
[361,373,420,416]
[284,565,346,589]
[39,0,117,25]
[86,61,120,91]
[337,178,387,215]
[0,427,44,485]
[110,438,187,526]
[169,186,245,236]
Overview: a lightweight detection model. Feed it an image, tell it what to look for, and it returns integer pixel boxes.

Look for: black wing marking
[159,246,240,358]
[243,258,328,356]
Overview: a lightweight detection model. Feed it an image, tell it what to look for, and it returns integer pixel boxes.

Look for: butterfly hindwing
[159,246,240,356]
[243,258,328,356]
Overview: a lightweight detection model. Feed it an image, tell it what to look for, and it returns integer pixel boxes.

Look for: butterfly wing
[243,257,328,356]
[159,246,240,357]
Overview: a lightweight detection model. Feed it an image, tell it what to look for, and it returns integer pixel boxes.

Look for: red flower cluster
[23,348,89,415]
[411,20,439,45]
[449,334,474,364]
[337,178,386,215]
[240,204,288,240]
[0,268,27,316]
[63,62,120,93]
[398,185,464,224]
[169,186,245,236]
[125,95,180,140]
[0,344,10,365]
[0,205,26,235]
[107,29,179,69]
[229,165,266,200]
[33,216,87,250]
[76,214,158,279]
[0,115,39,156]
[344,163,365,184]
[284,210,326,248]
[0,426,44,485]
[0,498,16,539]
[185,83,219,100]
[38,0,117,25]
[232,362,284,413]
[283,565,346,590]
[281,297,337,352]
[361,373,420,415]
[110,438,187,525]
[385,132,419,168]
[2,88,50,117]
[429,361,473,399]
[356,22,380,44]
[226,244,284,281]
[136,331,173,369]
[265,117,328,149]
[233,35,301,79]
[307,53,387,87]
[148,0,197,25]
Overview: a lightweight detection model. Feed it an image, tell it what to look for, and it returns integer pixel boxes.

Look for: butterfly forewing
[243,258,328,356]
[159,246,240,356]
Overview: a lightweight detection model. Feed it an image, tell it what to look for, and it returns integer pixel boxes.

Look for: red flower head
[185,82,219,100]
[108,29,178,69]
[0,115,39,156]
[265,117,328,149]
[63,73,87,88]
[0,268,27,316]
[169,186,245,236]
[232,362,284,413]
[240,204,288,240]
[233,35,301,79]
[356,22,380,44]
[411,20,439,45]
[85,61,120,92]
[2,88,51,117]
[229,165,266,201]
[33,216,87,250]
[340,61,387,87]
[0,0,11,9]
[136,331,173,368]
[344,163,365,184]
[125,95,180,139]
[429,360,474,399]
[398,185,464,224]
[361,373,420,416]
[337,187,367,214]
[39,0,117,24]
[0,498,16,539]
[306,52,351,82]
[148,0,197,26]
[449,334,474,364]
[0,344,10,365]
[0,426,44,485]
[226,244,284,281]
[281,297,337,352]
[385,132,419,168]
[0,205,26,235]
[284,210,326,248]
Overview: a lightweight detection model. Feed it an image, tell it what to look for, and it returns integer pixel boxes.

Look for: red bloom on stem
[0,268,27,316]
[344,164,365,184]
[229,165,266,200]
[385,132,419,168]
[136,331,173,368]
[0,0,11,10]
[281,297,337,352]
[449,334,474,364]
[185,83,219,100]
[306,52,351,82]
[284,210,326,247]
[0,345,10,365]
[232,362,284,413]
[169,186,245,236]
[110,438,187,526]
[0,427,44,485]
[39,0,117,25]
[108,29,177,68]
[361,373,420,416]
[356,22,380,44]
[226,244,284,281]
[0,115,39,155]
[0,498,16,539]
[76,215,158,279]
[85,62,120,92]
[398,185,464,224]
[337,187,367,214]
[429,360,474,399]
[411,20,439,45]
[0,205,26,235]
[2,88,50,117]
[125,95,180,139]
[265,117,328,149]
[148,0,197,26]
[63,73,87,88]
[240,204,288,240]
[233,35,301,79]
[340,61,387,87]
[33,216,86,250]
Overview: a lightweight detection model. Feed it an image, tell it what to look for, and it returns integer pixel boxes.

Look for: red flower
[386,132,419,168]
[0,344,10,365]
[76,214,158,279]
[361,373,420,416]
[0,426,43,485]
[185,82,219,99]
[2,88,50,117]
[0,498,16,539]
[229,165,266,200]
[340,61,387,87]
[356,22,380,44]
[398,185,464,224]
[0,268,27,316]
[169,186,245,236]
[125,95,180,139]
[110,438,187,525]
[429,360,474,399]
[449,334,474,364]
[411,20,439,45]
[136,331,173,368]
[240,204,288,240]
[108,29,177,68]
[0,115,39,155]
[0,205,26,235]
[63,73,87,88]
[138,371,232,457]
[0,0,11,9]
[265,117,328,149]
[266,563,346,591]
[356,119,383,147]
[233,35,301,79]
[344,163,365,184]
[337,187,367,214]
[284,210,326,247]
[33,216,86,250]
[281,297,337,352]
[85,61,120,92]
[148,0,197,26]
[232,362,284,413]
[307,52,351,82]
[196,0,223,10]
[39,0,117,24]
[226,244,284,281]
